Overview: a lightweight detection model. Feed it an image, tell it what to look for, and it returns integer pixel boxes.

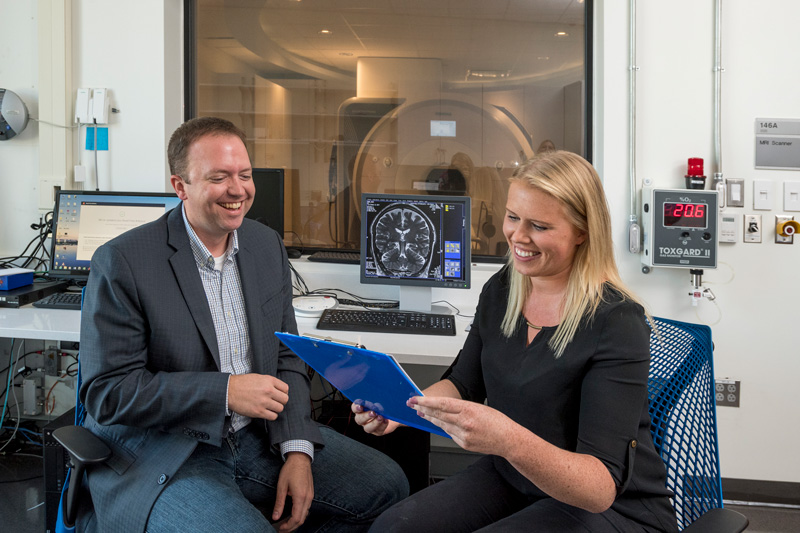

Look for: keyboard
[316,308,456,336]
[307,251,360,264]
[33,291,82,310]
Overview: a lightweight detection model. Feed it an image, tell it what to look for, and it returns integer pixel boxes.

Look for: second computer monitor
[245,168,285,238]
[360,193,471,313]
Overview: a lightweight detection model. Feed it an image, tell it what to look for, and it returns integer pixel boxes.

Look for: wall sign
[755,118,800,169]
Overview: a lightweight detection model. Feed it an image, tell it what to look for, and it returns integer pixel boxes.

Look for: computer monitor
[360,193,471,314]
[48,190,182,284]
[245,168,285,238]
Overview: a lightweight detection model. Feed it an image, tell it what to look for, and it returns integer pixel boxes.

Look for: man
[79,117,408,532]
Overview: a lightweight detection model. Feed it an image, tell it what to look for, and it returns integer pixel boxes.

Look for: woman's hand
[351,403,402,436]
[408,396,516,455]
[410,395,617,513]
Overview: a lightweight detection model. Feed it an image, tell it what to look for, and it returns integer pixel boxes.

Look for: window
[188,0,591,259]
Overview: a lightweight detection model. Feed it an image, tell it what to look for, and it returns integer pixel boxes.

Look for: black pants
[369,455,649,533]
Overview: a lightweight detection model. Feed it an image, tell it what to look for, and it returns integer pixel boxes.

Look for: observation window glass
[188,0,591,259]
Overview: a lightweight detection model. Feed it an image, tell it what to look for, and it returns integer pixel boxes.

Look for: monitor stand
[398,286,452,315]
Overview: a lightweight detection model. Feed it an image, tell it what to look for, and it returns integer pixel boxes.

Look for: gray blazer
[78,206,322,532]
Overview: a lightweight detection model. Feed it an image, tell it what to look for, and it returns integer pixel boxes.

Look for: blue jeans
[146,423,408,532]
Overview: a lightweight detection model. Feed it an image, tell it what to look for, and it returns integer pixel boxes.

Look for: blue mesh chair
[648,317,748,532]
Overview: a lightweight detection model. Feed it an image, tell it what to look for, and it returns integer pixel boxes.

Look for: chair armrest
[53,425,112,466]
[52,425,112,530]
[682,507,749,533]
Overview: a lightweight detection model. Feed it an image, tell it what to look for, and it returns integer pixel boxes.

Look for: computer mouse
[286,248,302,259]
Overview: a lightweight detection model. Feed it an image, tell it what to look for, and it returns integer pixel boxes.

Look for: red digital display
[663,202,707,228]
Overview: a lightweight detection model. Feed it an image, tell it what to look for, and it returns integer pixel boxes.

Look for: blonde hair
[500,151,644,357]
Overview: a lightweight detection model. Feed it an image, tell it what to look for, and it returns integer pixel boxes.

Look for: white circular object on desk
[292,296,337,317]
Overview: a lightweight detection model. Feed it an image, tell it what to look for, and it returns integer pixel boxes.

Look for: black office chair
[52,288,110,533]
[647,317,749,532]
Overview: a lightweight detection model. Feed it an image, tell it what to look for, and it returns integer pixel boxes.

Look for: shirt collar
[181,204,239,269]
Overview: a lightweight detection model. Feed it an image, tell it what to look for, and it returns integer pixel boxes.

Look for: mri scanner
[334,97,535,256]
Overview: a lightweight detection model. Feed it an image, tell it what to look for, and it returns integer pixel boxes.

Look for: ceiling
[197,0,586,88]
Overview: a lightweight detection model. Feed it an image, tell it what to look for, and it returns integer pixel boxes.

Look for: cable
[0,341,25,453]
[700,260,735,286]
[44,378,66,415]
[93,120,100,190]
[28,116,79,129]
[289,256,469,313]
[0,211,53,270]
[1,427,42,439]
[289,261,310,295]
[299,287,399,309]
[285,231,305,252]
[1,426,42,446]
[290,264,396,307]
[694,298,722,327]
[64,361,79,377]
[431,300,474,319]
[0,474,44,484]
[0,350,42,377]
[0,340,15,434]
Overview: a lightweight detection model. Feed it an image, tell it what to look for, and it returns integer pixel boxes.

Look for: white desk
[0,305,466,366]
[0,305,81,342]
[0,259,500,365]
[289,257,502,366]
[294,315,470,367]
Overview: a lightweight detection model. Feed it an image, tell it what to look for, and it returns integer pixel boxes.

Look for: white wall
[0,0,182,260]
[71,0,182,193]
[2,0,799,484]
[597,0,800,483]
[0,1,40,257]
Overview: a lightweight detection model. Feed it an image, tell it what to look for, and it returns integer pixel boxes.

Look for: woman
[354,151,678,532]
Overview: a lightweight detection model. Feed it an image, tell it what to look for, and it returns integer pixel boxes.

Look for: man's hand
[228,374,289,420]
[272,452,314,532]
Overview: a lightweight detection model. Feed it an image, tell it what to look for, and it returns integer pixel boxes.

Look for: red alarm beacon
[685,157,706,189]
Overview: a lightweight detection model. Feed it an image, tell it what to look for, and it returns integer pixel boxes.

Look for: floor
[1,444,797,532]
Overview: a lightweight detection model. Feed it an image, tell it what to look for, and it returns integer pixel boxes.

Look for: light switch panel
[753,180,773,210]
[784,181,800,212]
[727,179,744,208]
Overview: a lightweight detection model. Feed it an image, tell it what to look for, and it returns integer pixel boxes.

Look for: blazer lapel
[236,241,267,373]
[166,208,221,368]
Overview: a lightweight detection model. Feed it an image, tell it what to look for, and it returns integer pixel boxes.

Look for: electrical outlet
[715,379,740,407]
[775,215,795,244]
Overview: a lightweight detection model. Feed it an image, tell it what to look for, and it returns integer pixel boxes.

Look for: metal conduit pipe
[627,0,641,253]
[713,0,726,207]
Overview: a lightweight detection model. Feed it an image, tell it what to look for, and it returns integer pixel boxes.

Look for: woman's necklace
[525,320,543,330]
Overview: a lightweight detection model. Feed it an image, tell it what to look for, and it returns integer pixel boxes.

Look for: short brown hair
[167,117,248,181]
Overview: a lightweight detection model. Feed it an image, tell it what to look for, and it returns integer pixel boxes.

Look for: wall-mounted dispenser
[0,89,29,140]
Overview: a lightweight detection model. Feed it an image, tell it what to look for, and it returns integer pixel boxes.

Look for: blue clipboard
[275,332,450,438]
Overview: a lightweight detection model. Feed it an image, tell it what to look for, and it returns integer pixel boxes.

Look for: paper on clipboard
[275,332,450,438]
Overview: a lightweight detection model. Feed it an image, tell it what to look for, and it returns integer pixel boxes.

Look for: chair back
[648,317,724,530]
